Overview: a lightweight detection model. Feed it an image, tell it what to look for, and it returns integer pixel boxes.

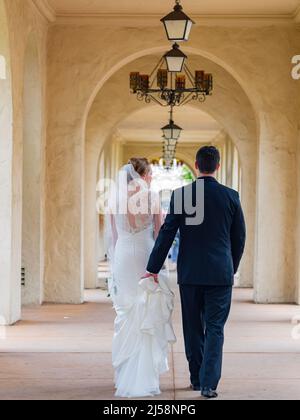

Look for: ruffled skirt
[109,227,176,398]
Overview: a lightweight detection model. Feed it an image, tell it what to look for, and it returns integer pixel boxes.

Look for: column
[254,113,297,303]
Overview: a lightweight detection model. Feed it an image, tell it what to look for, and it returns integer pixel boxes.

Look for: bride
[107,158,176,399]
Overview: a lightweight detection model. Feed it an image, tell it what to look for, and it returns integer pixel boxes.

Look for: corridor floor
[0,281,300,400]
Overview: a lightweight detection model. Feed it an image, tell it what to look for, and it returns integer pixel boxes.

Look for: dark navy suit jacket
[147,177,246,286]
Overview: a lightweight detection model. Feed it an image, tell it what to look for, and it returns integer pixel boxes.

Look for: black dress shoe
[201,388,218,399]
[190,384,201,391]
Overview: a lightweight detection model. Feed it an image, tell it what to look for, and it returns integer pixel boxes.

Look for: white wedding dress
[108,164,176,399]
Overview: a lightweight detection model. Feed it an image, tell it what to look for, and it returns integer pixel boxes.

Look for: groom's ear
[195,161,199,171]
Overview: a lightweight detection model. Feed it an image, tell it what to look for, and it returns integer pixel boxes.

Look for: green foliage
[181,164,195,182]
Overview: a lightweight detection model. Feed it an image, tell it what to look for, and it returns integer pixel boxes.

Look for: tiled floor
[0,281,300,400]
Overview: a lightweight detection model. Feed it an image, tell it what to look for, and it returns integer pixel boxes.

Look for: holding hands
[141,272,159,284]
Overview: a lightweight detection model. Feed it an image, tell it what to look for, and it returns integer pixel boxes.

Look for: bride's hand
[141,272,159,284]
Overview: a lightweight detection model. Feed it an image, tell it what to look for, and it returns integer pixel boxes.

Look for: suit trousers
[179,285,232,390]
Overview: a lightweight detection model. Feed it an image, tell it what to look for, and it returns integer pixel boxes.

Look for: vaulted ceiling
[117,106,221,144]
[34,0,300,23]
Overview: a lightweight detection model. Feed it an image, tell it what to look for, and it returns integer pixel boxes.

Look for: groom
[143,146,246,399]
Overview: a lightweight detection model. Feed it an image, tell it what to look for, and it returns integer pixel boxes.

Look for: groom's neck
[198,172,216,179]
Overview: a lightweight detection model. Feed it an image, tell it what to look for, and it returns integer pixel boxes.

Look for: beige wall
[296,75,300,304]
[1,2,300,324]
[0,0,47,324]
[294,32,300,304]
[84,133,124,290]
[46,23,272,304]
[21,32,43,305]
[46,26,297,302]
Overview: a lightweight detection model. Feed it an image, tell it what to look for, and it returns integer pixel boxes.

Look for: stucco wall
[45,23,300,304]
[0,0,47,324]
[0,2,299,326]
[295,35,300,304]
[21,32,43,305]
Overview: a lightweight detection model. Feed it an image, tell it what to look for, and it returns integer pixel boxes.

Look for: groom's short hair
[196,146,220,174]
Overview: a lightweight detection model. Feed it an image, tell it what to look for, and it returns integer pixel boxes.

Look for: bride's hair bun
[128,158,150,177]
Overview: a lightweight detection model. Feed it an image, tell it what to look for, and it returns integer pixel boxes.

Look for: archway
[43,43,259,304]
[21,32,43,305]
[0,0,19,325]
[91,128,242,294]
[82,45,260,133]
[43,19,300,305]
[83,51,255,294]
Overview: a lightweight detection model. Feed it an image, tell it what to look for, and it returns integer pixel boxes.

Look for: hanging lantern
[161,0,195,42]
[164,43,187,73]
[167,138,178,147]
[195,71,205,90]
[175,75,186,90]
[163,138,177,154]
[204,73,213,94]
[164,159,173,169]
[129,1,213,107]
[161,119,182,140]
[157,69,168,89]
[130,72,140,92]
[139,74,149,90]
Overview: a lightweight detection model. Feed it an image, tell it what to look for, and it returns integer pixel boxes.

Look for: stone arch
[44,23,299,305]
[85,53,257,168]
[108,104,242,187]
[83,52,258,292]
[21,31,43,305]
[82,45,260,139]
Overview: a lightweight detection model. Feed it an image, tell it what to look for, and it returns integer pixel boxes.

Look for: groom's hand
[141,272,159,284]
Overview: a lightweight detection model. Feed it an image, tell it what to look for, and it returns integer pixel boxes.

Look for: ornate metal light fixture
[163,137,177,155]
[130,61,213,107]
[164,43,187,73]
[130,1,213,107]
[161,118,182,140]
[162,108,180,166]
[161,0,195,42]
[163,138,177,165]
[129,0,213,167]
